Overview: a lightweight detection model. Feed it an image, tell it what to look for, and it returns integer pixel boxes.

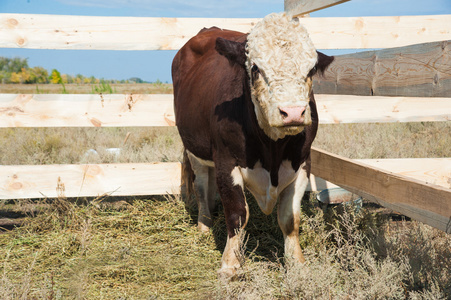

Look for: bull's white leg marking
[229,166,250,229]
[186,151,216,233]
[277,162,308,263]
[219,222,248,279]
[219,167,249,278]
[231,166,244,188]
[220,234,241,277]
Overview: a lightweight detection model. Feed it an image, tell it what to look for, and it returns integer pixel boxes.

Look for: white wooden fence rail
[1,94,449,128]
[1,14,451,50]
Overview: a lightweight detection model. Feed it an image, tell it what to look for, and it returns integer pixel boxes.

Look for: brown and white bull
[172,12,333,277]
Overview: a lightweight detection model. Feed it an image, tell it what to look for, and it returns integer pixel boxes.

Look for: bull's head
[216,12,334,140]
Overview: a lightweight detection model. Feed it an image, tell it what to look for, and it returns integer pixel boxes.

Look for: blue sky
[0,0,450,83]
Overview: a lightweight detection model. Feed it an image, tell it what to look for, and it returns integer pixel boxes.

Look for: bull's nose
[278,106,306,126]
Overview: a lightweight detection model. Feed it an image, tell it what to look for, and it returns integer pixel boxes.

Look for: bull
[172,12,334,277]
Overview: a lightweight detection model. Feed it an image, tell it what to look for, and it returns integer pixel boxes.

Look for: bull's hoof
[197,222,211,234]
[217,266,238,283]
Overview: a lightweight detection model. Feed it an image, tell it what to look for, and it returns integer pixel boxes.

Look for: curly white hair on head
[245,12,318,140]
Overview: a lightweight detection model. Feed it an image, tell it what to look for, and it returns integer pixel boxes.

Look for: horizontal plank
[357,158,451,189]
[285,0,350,16]
[309,158,451,191]
[0,163,181,199]
[0,94,175,127]
[314,94,451,123]
[314,40,451,97]
[2,157,449,200]
[0,14,258,51]
[310,147,451,233]
[1,94,449,127]
[1,14,450,50]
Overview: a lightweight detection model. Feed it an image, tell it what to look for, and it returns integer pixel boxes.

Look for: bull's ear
[215,37,246,66]
[316,51,334,76]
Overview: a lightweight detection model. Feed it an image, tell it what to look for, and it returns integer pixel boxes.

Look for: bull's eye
[307,66,317,78]
[251,64,260,82]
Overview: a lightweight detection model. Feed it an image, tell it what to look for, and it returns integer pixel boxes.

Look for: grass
[91,80,116,94]
[1,194,450,299]
[0,127,183,165]
[0,84,450,298]
[0,196,220,299]
[0,122,449,167]
[0,83,173,94]
[314,122,451,159]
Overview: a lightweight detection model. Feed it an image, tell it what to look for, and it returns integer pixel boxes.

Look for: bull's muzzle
[278,105,308,126]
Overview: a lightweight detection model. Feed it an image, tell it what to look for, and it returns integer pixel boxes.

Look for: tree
[61,74,68,84]
[10,71,22,83]
[30,66,49,84]
[49,69,62,84]
[0,57,29,73]
[129,77,144,83]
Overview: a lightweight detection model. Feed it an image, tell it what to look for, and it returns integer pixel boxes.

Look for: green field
[0,84,450,299]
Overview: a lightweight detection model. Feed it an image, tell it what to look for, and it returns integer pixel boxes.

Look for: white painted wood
[1,94,449,127]
[0,163,181,199]
[285,0,350,16]
[0,13,450,50]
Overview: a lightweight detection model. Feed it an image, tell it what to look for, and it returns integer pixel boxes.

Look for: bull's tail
[181,148,195,204]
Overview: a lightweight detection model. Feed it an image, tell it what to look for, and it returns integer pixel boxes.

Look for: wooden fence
[0,2,450,232]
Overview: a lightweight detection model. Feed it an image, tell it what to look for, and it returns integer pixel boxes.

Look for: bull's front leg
[277,164,309,264]
[216,165,249,279]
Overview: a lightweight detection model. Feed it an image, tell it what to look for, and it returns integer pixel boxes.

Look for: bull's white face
[246,13,318,141]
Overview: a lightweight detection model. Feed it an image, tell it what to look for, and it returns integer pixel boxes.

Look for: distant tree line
[0,57,149,84]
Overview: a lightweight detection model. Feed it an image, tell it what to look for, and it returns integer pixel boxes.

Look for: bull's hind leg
[187,151,216,233]
[277,165,309,264]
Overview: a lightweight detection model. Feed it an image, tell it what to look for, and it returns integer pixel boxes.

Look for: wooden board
[309,158,451,191]
[285,0,350,16]
[314,94,451,124]
[310,147,451,233]
[0,163,181,199]
[0,14,259,51]
[0,94,175,127]
[314,40,451,97]
[358,158,451,189]
[1,13,450,50]
[0,94,449,127]
[2,158,449,199]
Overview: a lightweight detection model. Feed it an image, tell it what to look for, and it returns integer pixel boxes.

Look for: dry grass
[0,83,173,94]
[0,195,221,299]
[0,127,183,165]
[0,122,448,168]
[1,194,450,299]
[314,122,451,159]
